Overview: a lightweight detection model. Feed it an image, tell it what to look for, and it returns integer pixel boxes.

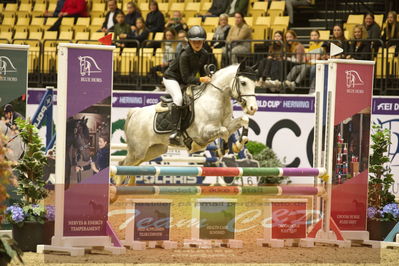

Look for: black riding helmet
[3,104,13,113]
[187,25,207,41]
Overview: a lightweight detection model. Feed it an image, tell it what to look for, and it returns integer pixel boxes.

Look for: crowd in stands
[1,0,399,93]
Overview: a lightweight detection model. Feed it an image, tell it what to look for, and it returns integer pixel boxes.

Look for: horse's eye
[240,81,246,86]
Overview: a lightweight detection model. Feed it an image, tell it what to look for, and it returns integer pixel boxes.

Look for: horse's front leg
[225,115,250,151]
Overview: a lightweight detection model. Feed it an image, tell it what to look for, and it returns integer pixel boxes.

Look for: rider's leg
[163,78,183,145]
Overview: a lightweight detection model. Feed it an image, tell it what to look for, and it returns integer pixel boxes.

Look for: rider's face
[189,40,204,51]
[98,137,107,149]
[4,112,11,120]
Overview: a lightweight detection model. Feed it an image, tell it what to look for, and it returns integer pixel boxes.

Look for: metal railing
[9,38,399,95]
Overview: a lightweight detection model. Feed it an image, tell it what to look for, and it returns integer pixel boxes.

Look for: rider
[163,25,212,145]
[3,104,24,130]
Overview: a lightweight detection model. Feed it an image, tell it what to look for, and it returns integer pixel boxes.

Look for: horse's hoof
[109,185,118,204]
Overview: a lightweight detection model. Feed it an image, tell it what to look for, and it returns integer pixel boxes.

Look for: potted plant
[246,141,290,185]
[367,124,399,241]
[0,133,24,265]
[4,118,55,251]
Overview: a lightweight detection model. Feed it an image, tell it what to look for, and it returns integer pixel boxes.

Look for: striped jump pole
[110,166,327,177]
[115,185,326,196]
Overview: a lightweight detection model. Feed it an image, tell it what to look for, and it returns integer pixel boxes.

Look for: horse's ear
[238,58,247,73]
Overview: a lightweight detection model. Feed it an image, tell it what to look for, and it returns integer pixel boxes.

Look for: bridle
[231,70,257,105]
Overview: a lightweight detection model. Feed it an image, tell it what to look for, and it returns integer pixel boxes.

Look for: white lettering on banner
[395,103,399,110]
[346,88,365,94]
[256,100,281,108]
[146,98,159,105]
[80,77,103,83]
[0,76,18,82]
[377,103,393,111]
[119,96,143,104]
[282,101,310,108]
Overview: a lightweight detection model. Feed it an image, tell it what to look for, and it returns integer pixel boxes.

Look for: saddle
[153,84,201,135]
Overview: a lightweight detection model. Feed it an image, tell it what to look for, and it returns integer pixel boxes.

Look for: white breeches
[163,78,183,106]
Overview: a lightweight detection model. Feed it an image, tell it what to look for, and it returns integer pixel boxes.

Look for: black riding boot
[169,104,182,145]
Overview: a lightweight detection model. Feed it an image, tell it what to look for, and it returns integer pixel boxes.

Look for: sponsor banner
[56,44,113,238]
[329,60,374,231]
[271,201,307,239]
[0,44,28,108]
[111,92,316,184]
[372,97,399,198]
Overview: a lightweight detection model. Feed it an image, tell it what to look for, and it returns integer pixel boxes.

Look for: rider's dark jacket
[164,45,209,85]
[5,111,24,129]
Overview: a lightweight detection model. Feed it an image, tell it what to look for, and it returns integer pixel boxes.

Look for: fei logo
[345,70,364,88]
[0,56,17,75]
[78,56,102,76]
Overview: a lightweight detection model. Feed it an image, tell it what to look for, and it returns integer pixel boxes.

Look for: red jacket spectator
[60,0,88,17]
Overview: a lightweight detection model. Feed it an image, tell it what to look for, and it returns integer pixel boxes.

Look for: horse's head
[75,117,91,161]
[231,63,258,115]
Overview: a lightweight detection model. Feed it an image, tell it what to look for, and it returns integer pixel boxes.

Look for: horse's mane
[211,64,239,83]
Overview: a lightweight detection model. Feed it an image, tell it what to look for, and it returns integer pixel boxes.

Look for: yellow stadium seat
[0,25,13,32]
[61,17,76,26]
[374,14,384,28]
[244,17,253,27]
[268,1,285,24]
[228,17,235,26]
[32,3,46,16]
[3,3,18,16]
[75,31,90,41]
[91,3,106,16]
[19,3,33,13]
[185,2,200,18]
[29,31,43,40]
[120,48,137,74]
[43,31,58,40]
[42,47,57,73]
[28,46,41,73]
[91,17,104,27]
[139,3,150,18]
[140,48,155,75]
[253,16,271,40]
[187,17,202,27]
[90,31,105,41]
[2,17,16,26]
[200,2,212,13]
[273,16,289,26]
[250,2,268,18]
[47,3,57,13]
[113,48,121,73]
[59,31,74,40]
[154,32,163,41]
[14,25,29,32]
[74,17,90,32]
[30,17,45,31]
[319,30,330,40]
[46,17,59,26]
[16,17,31,26]
[345,14,364,35]
[212,48,223,69]
[207,32,214,41]
[14,31,29,40]
[0,32,13,42]
[158,3,169,14]
[169,2,184,13]
[203,17,219,32]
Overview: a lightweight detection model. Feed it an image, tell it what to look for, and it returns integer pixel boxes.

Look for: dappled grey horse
[122,64,258,177]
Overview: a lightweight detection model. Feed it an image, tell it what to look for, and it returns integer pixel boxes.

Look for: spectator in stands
[223,12,252,64]
[146,1,165,34]
[48,0,88,31]
[346,24,371,60]
[203,0,230,17]
[322,24,348,59]
[125,1,142,31]
[126,17,150,47]
[44,0,65,17]
[165,11,188,33]
[101,0,121,33]
[212,13,230,48]
[175,30,188,54]
[256,30,284,91]
[364,13,381,40]
[381,11,399,49]
[113,11,131,43]
[285,0,312,26]
[149,29,177,82]
[285,29,305,67]
[284,30,323,92]
[227,0,249,16]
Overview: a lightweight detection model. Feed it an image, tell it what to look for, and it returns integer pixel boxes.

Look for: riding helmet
[187,26,207,41]
[3,104,13,113]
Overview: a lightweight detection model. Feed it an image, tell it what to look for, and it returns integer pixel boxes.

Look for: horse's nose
[250,105,258,113]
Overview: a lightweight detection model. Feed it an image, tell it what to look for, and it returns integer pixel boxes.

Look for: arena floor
[20,247,399,265]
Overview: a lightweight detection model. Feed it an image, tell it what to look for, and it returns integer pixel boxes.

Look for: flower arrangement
[3,118,53,226]
[368,124,398,222]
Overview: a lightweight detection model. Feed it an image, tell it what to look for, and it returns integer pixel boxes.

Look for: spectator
[381,11,399,48]
[364,13,381,40]
[101,0,121,33]
[256,30,284,91]
[204,0,230,17]
[149,28,177,82]
[227,0,249,16]
[212,13,230,48]
[126,17,150,47]
[285,29,305,67]
[165,11,188,33]
[347,24,372,60]
[285,0,312,26]
[125,1,142,30]
[175,30,188,54]
[323,24,348,59]
[48,0,88,31]
[113,11,131,43]
[223,12,252,64]
[284,30,324,92]
[44,0,65,17]
[146,1,165,34]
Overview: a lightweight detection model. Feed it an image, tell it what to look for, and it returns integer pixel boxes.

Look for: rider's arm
[179,52,200,85]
